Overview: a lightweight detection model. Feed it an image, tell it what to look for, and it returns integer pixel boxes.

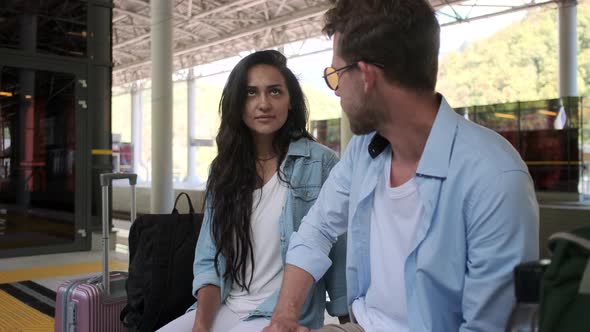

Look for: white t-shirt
[352,153,423,332]
[225,172,288,318]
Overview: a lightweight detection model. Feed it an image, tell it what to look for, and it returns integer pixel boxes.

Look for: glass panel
[472,103,519,150]
[519,99,562,131]
[520,99,581,192]
[520,129,579,191]
[581,100,590,197]
[0,66,76,250]
[472,103,520,132]
[0,1,87,57]
[460,97,582,193]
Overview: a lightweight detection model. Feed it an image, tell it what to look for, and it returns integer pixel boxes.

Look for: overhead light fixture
[67,31,87,38]
[0,91,13,97]
[538,110,557,117]
[25,95,32,100]
[494,112,516,120]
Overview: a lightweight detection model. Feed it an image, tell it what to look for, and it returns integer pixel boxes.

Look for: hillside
[438,2,590,106]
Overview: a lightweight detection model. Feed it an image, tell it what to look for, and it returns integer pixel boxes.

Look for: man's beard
[346,101,377,135]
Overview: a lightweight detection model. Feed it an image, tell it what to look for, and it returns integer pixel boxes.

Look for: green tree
[438,2,590,144]
[303,84,341,121]
[439,3,590,102]
[438,5,566,106]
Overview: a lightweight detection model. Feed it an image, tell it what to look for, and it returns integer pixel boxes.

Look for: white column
[131,82,143,181]
[184,69,200,184]
[558,0,581,200]
[558,0,578,97]
[340,114,353,154]
[150,0,174,213]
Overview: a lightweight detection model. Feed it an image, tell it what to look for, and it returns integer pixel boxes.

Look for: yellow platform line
[0,289,53,332]
[0,261,128,284]
[91,149,113,155]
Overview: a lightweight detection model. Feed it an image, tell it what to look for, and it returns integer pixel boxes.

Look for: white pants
[157,304,270,332]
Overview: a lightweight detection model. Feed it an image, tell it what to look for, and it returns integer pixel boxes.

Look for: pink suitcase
[54,173,137,332]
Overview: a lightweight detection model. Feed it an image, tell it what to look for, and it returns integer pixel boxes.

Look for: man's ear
[357,61,376,93]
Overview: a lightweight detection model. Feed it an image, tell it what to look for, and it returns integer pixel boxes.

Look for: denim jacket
[192,137,348,329]
[287,96,539,331]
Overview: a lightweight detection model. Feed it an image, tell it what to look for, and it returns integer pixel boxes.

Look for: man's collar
[368,133,389,158]
[366,95,460,179]
[416,96,459,178]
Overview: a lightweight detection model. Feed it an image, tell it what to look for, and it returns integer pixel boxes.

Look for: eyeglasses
[323,61,385,91]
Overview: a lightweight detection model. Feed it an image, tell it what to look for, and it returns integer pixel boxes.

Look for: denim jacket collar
[286,137,311,158]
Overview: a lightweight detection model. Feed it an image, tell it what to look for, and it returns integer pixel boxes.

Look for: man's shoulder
[454,118,528,174]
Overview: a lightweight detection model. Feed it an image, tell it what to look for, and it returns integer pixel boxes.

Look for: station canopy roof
[112,0,557,87]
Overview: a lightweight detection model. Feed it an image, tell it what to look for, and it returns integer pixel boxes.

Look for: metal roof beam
[112,0,559,86]
[112,8,199,49]
[114,3,331,74]
[440,0,557,26]
[275,0,293,17]
[113,0,297,52]
[114,48,139,60]
[189,0,267,21]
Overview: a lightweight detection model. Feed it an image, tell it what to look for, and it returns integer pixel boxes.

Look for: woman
[159,50,347,332]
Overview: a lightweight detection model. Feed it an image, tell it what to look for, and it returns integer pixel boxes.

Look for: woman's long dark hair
[206,50,313,291]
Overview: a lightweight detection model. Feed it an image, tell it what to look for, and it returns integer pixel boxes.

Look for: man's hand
[262,318,309,332]
[263,265,315,331]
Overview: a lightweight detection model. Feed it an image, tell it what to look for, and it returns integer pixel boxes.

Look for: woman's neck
[253,133,276,160]
[252,133,280,187]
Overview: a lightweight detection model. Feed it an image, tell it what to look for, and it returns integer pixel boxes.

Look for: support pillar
[558,0,581,200]
[89,0,114,231]
[131,82,143,181]
[558,0,578,97]
[17,12,37,207]
[184,69,200,184]
[150,0,174,213]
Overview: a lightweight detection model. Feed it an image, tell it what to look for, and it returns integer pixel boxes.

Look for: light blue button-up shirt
[287,96,539,331]
[192,138,348,329]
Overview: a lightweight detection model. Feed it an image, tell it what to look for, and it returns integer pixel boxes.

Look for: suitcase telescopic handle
[100,173,137,186]
[99,173,137,295]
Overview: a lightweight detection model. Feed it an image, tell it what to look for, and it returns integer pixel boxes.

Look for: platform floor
[0,219,339,331]
[0,219,130,332]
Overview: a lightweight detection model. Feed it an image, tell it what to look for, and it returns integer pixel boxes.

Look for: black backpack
[120,192,203,331]
[539,226,590,332]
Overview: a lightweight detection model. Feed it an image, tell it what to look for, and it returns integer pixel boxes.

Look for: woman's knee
[156,310,195,331]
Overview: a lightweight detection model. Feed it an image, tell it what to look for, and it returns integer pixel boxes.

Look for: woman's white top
[225,172,288,318]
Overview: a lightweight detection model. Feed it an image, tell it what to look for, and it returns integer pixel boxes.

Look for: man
[263,1,539,331]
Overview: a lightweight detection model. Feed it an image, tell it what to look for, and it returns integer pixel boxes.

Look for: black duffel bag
[121,192,203,332]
